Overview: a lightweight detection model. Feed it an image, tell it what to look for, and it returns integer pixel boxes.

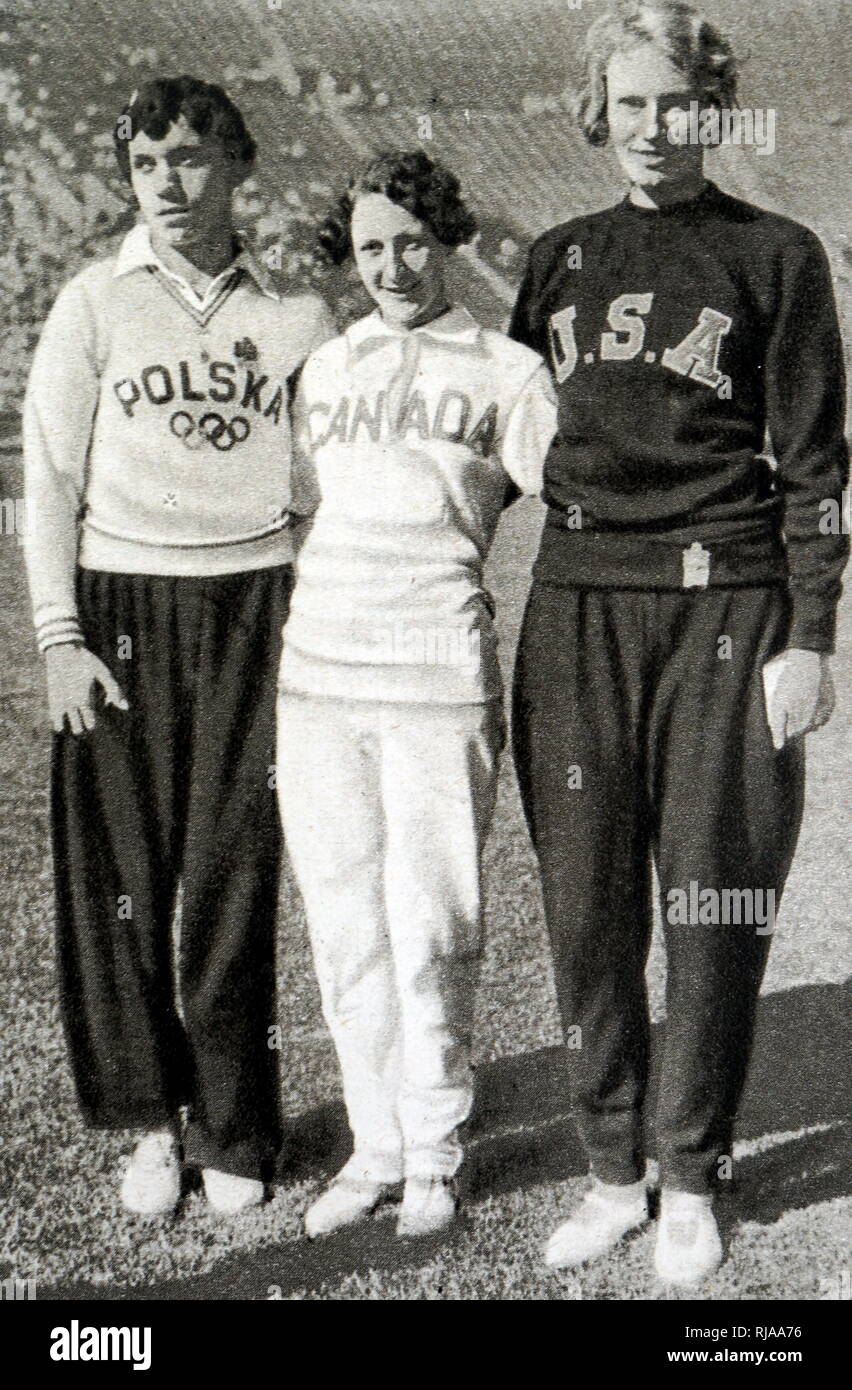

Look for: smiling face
[350,192,451,329]
[128,114,239,251]
[606,43,708,202]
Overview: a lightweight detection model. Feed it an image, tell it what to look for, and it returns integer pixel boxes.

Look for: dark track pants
[512,584,805,1194]
[51,566,292,1180]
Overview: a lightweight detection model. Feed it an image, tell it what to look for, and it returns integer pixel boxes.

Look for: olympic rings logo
[169,411,251,451]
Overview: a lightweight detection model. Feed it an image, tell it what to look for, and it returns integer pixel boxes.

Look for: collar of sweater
[346,304,482,352]
[112,222,279,304]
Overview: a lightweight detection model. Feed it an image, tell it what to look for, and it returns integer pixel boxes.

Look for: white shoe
[120,1130,181,1217]
[545,1179,649,1268]
[202,1169,265,1215]
[654,1190,723,1286]
[396,1177,458,1238]
[304,1165,398,1239]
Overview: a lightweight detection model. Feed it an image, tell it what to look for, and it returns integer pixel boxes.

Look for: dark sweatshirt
[509,181,849,652]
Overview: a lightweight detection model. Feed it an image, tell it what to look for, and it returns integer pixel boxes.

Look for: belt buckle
[682,541,711,589]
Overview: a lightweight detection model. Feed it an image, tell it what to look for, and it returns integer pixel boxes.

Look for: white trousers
[277,693,503,1180]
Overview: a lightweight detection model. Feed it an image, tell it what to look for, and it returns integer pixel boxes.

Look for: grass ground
[0,480,849,1301]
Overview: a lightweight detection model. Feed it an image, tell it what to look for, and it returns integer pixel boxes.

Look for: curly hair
[317,149,478,265]
[577,1,739,147]
[113,75,257,182]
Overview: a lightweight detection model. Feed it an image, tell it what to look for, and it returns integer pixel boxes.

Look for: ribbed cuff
[37,617,84,654]
[787,609,836,655]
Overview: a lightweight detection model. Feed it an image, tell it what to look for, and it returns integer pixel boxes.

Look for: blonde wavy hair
[577,1,739,146]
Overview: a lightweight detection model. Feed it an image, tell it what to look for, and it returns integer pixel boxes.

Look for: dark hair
[577,1,738,146]
[113,75,257,181]
[317,149,478,265]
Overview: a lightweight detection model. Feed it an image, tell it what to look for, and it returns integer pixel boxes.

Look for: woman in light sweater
[23,76,332,1219]
[277,150,556,1239]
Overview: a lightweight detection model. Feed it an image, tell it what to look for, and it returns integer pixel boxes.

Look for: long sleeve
[286,301,336,522]
[288,363,321,522]
[765,230,849,653]
[508,238,553,359]
[23,273,101,652]
[304,297,337,357]
[285,293,335,398]
[500,362,558,496]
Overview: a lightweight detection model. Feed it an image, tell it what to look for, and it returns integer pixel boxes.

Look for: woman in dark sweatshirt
[509,0,848,1286]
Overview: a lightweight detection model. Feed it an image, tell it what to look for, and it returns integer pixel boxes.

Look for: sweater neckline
[617,180,722,219]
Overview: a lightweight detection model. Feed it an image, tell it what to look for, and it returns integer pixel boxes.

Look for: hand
[45,643,129,735]
[762,648,835,751]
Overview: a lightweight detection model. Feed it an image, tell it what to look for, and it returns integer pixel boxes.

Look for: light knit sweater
[23,224,334,652]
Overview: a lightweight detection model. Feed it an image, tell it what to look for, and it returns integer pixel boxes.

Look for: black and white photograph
[0,0,849,1346]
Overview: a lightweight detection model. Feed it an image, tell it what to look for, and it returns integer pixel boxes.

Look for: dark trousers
[52,566,292,1180]
[512,583,805,1194]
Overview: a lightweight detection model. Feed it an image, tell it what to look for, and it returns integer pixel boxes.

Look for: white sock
[661,1189,714,1211]
[593,1176,647,1207]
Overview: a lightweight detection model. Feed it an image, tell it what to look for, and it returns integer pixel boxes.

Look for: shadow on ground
[40,978,851,1300]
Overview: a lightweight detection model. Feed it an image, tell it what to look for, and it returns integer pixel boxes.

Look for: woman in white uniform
[277,150,556,1240]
